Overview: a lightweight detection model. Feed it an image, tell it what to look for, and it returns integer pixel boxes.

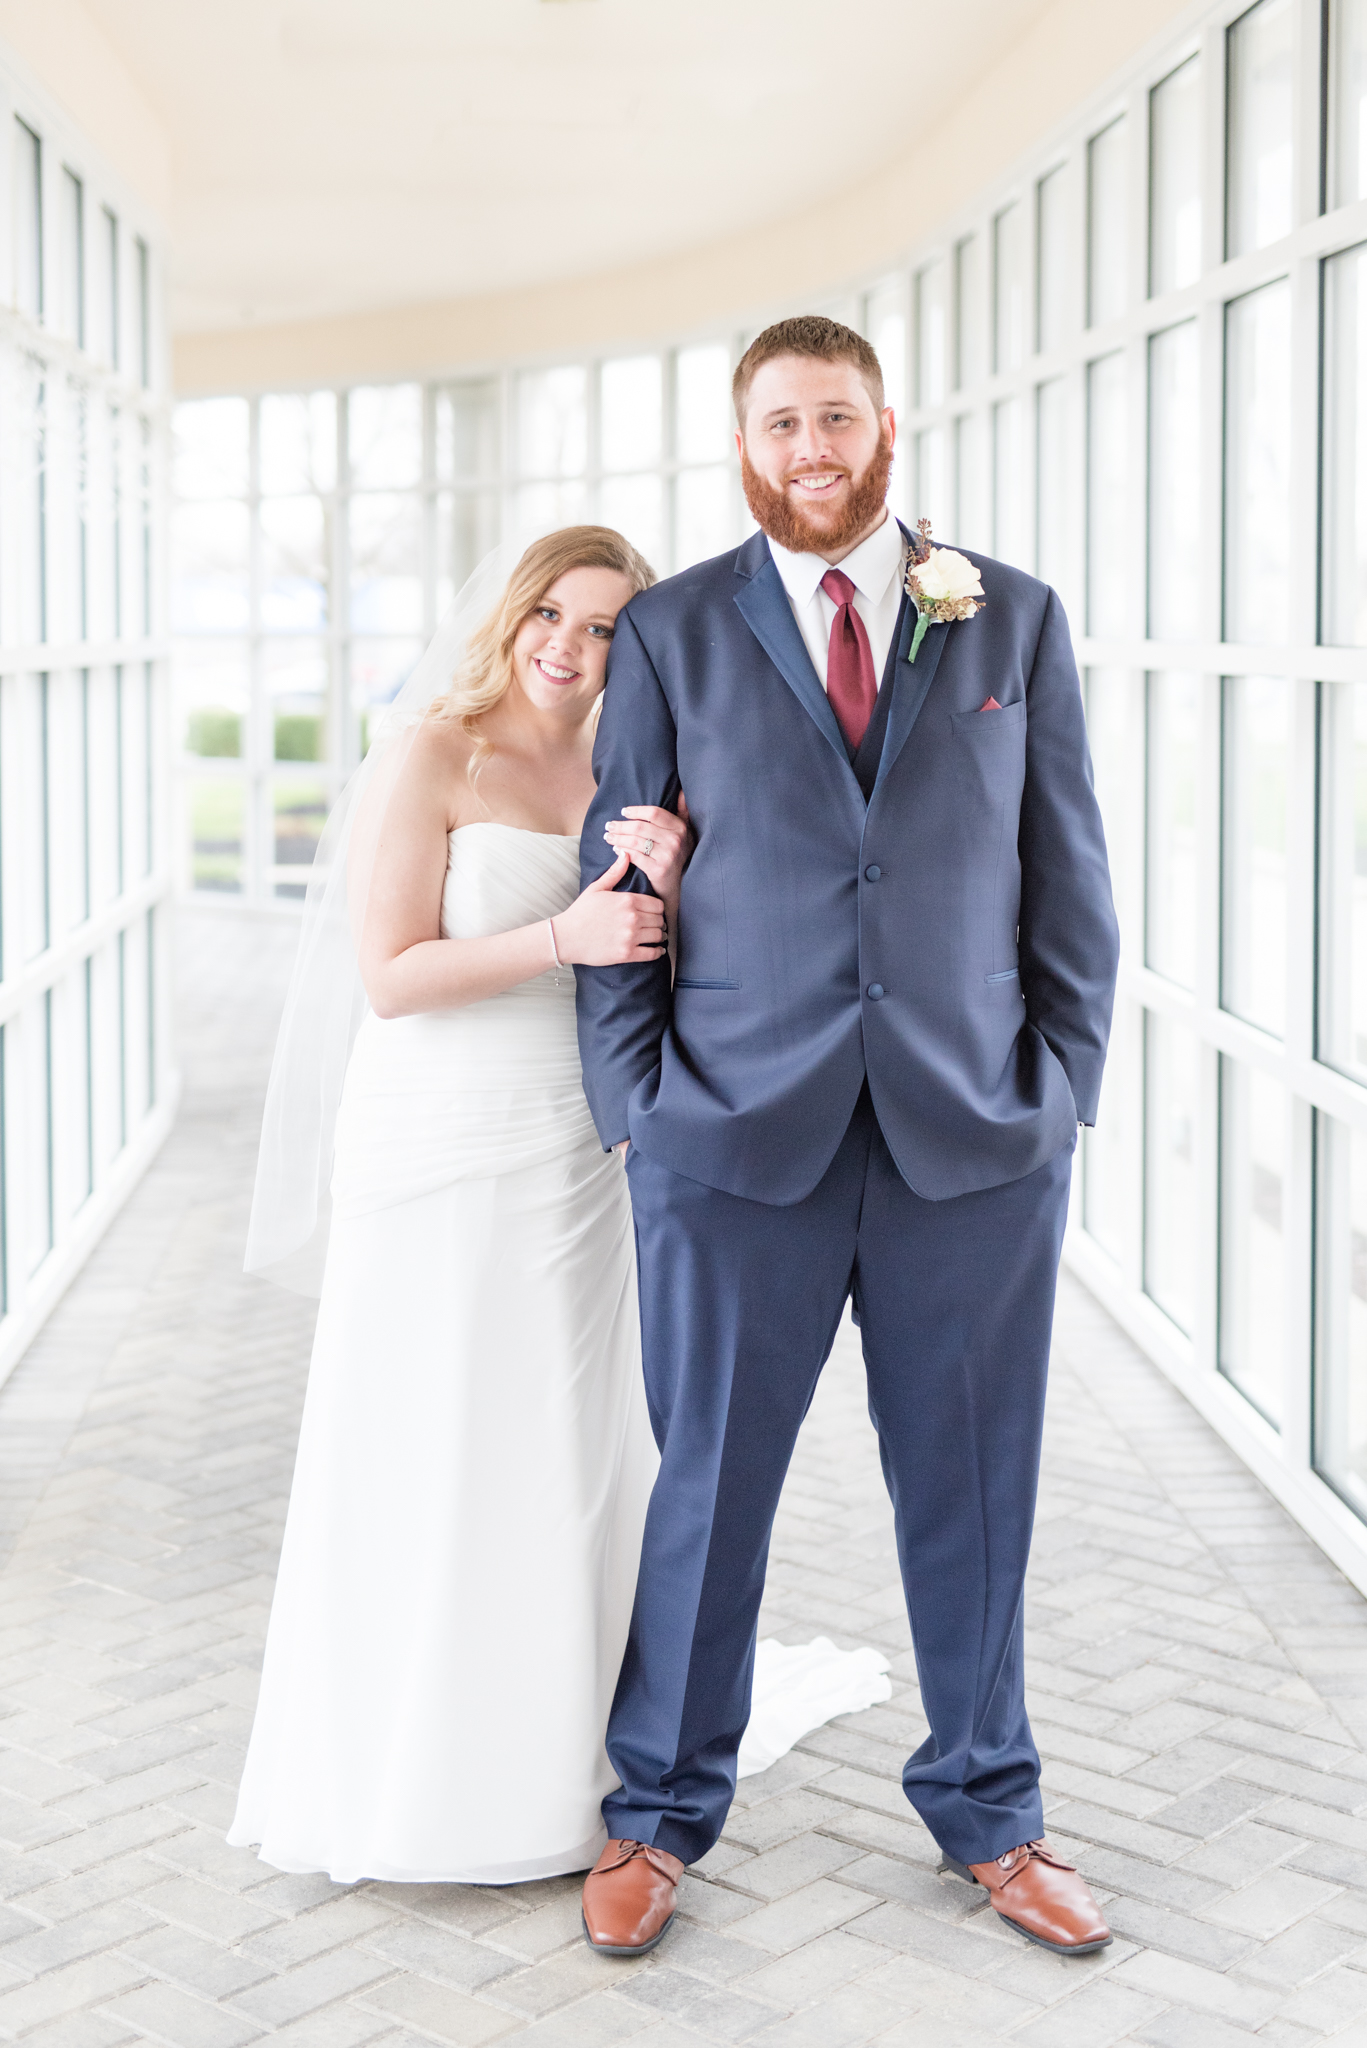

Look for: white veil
[244,538,529,1295]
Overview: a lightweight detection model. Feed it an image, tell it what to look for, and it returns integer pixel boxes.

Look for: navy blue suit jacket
[576,525,1119,1205]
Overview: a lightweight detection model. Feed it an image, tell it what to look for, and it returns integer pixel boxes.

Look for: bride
[230,527,689,1884]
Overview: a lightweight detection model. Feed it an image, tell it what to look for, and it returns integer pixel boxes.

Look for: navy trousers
[602,1088,1074,1867]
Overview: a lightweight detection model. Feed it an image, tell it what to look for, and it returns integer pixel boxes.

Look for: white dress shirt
[767,511,908,693]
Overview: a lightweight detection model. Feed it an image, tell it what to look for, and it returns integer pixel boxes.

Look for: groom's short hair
[732,316,885,426]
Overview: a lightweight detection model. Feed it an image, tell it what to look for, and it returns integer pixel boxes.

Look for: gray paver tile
[358,1973,521,2043]
[1012,1975,1167,2045]
[724,1880,877,1953]
[1109,1948,1281,2026]
[0,1953,146,2033]
[118,1924,275,1999]
[228,1944,394,2024]
[99,1979,263,2048]
[1203,1867,1343,1936]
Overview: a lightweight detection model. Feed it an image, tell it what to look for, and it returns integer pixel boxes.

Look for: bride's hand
[553,852,668,966]
[603,794,693,920]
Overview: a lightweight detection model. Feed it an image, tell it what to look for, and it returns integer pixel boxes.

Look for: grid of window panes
[898,0,1367,1541]
[171,348,754,900]
[0,89,168,1374]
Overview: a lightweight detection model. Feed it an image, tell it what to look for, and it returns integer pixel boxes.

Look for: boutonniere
[903,518,986,663]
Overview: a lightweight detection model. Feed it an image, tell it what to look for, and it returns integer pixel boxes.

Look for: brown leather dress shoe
[582,1838,684,1956]
[940,1839,1112,1955]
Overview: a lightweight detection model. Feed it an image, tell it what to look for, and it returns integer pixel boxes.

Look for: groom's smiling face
[737,353,895,562]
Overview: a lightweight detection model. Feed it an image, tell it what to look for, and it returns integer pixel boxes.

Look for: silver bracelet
[547,917,564,988]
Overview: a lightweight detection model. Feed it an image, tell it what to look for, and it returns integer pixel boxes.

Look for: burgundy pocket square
[979,696,1002,712]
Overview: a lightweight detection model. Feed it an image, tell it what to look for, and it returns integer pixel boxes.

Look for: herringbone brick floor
[0,908,1364,2045]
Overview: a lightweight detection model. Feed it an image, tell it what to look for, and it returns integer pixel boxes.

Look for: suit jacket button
[867,983,884,1000]
[864,864,881,881]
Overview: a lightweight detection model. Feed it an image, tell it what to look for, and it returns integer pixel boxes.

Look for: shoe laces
[600,1839,679,1879]
[994,1840,1075,1887]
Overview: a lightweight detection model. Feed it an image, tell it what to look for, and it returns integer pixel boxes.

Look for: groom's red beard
[740,428,895,555]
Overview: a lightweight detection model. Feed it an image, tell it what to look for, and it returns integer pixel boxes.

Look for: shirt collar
[767,509,905,608]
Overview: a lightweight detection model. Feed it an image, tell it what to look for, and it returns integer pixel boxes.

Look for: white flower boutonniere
[904,518,986,663]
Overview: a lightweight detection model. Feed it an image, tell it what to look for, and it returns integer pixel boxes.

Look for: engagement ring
[643,838,654,855]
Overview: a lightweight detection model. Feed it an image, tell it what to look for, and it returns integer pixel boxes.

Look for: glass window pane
[136,237,150,387]
[600,474,664,571]
[864,279,908,420]
[1150,56,1203,294]
[1319,680,1367,1082]
[436,491,500,614]
[349,494,421,633]
[1227,0,1294,258]
[1224,279,1291,644]
[261,495,329,631]
[993,203,1027,373]
[177,640,248,757]
[993,398,1028,568]
[513,480,588,541]
[273,778,328,899]
[676,345,732,464]
[59,167,83,345]
[1220,1059,1287,1425]
[1148,320,1202,639]
[1036,165,1069,355]
[188,775,244,893]
[351,638,422,751]
[1222,674,1289,1036]
[1315,1111,1367,1516]
[1329,0,1367,208]
[170,501,250,633]
[1087,351,1127,638]
[1084,1001,1136,1265]
[915,427,948,537]
[916,259,947,406]
[1088,116,1129,326]
[674,465,731,571]
[100,206,118,366]
[515,367,587,479]
[955,236,985,390]
[267,641,328,763]
[261,392,336,496]
[1087,664,1142,936]
[601,356,662,473]
[435,379,499,483]
[1036,376,1076,613]
[173,397,249,501]
[13,118,41,320]
[955,411,989,551]
[349,384,423,489]
[1147,670,1201,988]
[1323,242,1367,647]
[1145,1008,1200,1331]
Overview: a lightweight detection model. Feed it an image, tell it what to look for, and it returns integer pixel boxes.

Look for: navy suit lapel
[733,545,851,768]
[872,596,951,800]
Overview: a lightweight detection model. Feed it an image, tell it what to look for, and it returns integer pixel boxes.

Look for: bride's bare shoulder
[400,712,481,822]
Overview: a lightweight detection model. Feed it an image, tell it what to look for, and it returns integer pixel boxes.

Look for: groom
[575,316,1119,1958]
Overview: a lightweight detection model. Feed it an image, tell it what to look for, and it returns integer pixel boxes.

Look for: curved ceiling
[83,0,1050,334]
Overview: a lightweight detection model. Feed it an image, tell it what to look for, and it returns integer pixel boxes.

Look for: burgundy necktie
[820,569,877,752]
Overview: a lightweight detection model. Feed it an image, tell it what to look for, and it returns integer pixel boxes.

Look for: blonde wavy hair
[431,526,656,780]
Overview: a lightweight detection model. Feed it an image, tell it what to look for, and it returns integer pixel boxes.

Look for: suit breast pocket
[950,699,1027,806]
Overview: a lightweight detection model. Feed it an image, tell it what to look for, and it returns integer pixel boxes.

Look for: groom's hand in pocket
[552,852,668,967]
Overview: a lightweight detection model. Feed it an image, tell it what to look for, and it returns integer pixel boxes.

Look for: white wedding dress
[230,825,657,1884]
[230,822,891,1887]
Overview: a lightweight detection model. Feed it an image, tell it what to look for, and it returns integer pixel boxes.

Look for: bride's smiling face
[511,566,636,717]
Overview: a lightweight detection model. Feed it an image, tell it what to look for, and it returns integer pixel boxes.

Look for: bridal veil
[243,539,528,1294]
